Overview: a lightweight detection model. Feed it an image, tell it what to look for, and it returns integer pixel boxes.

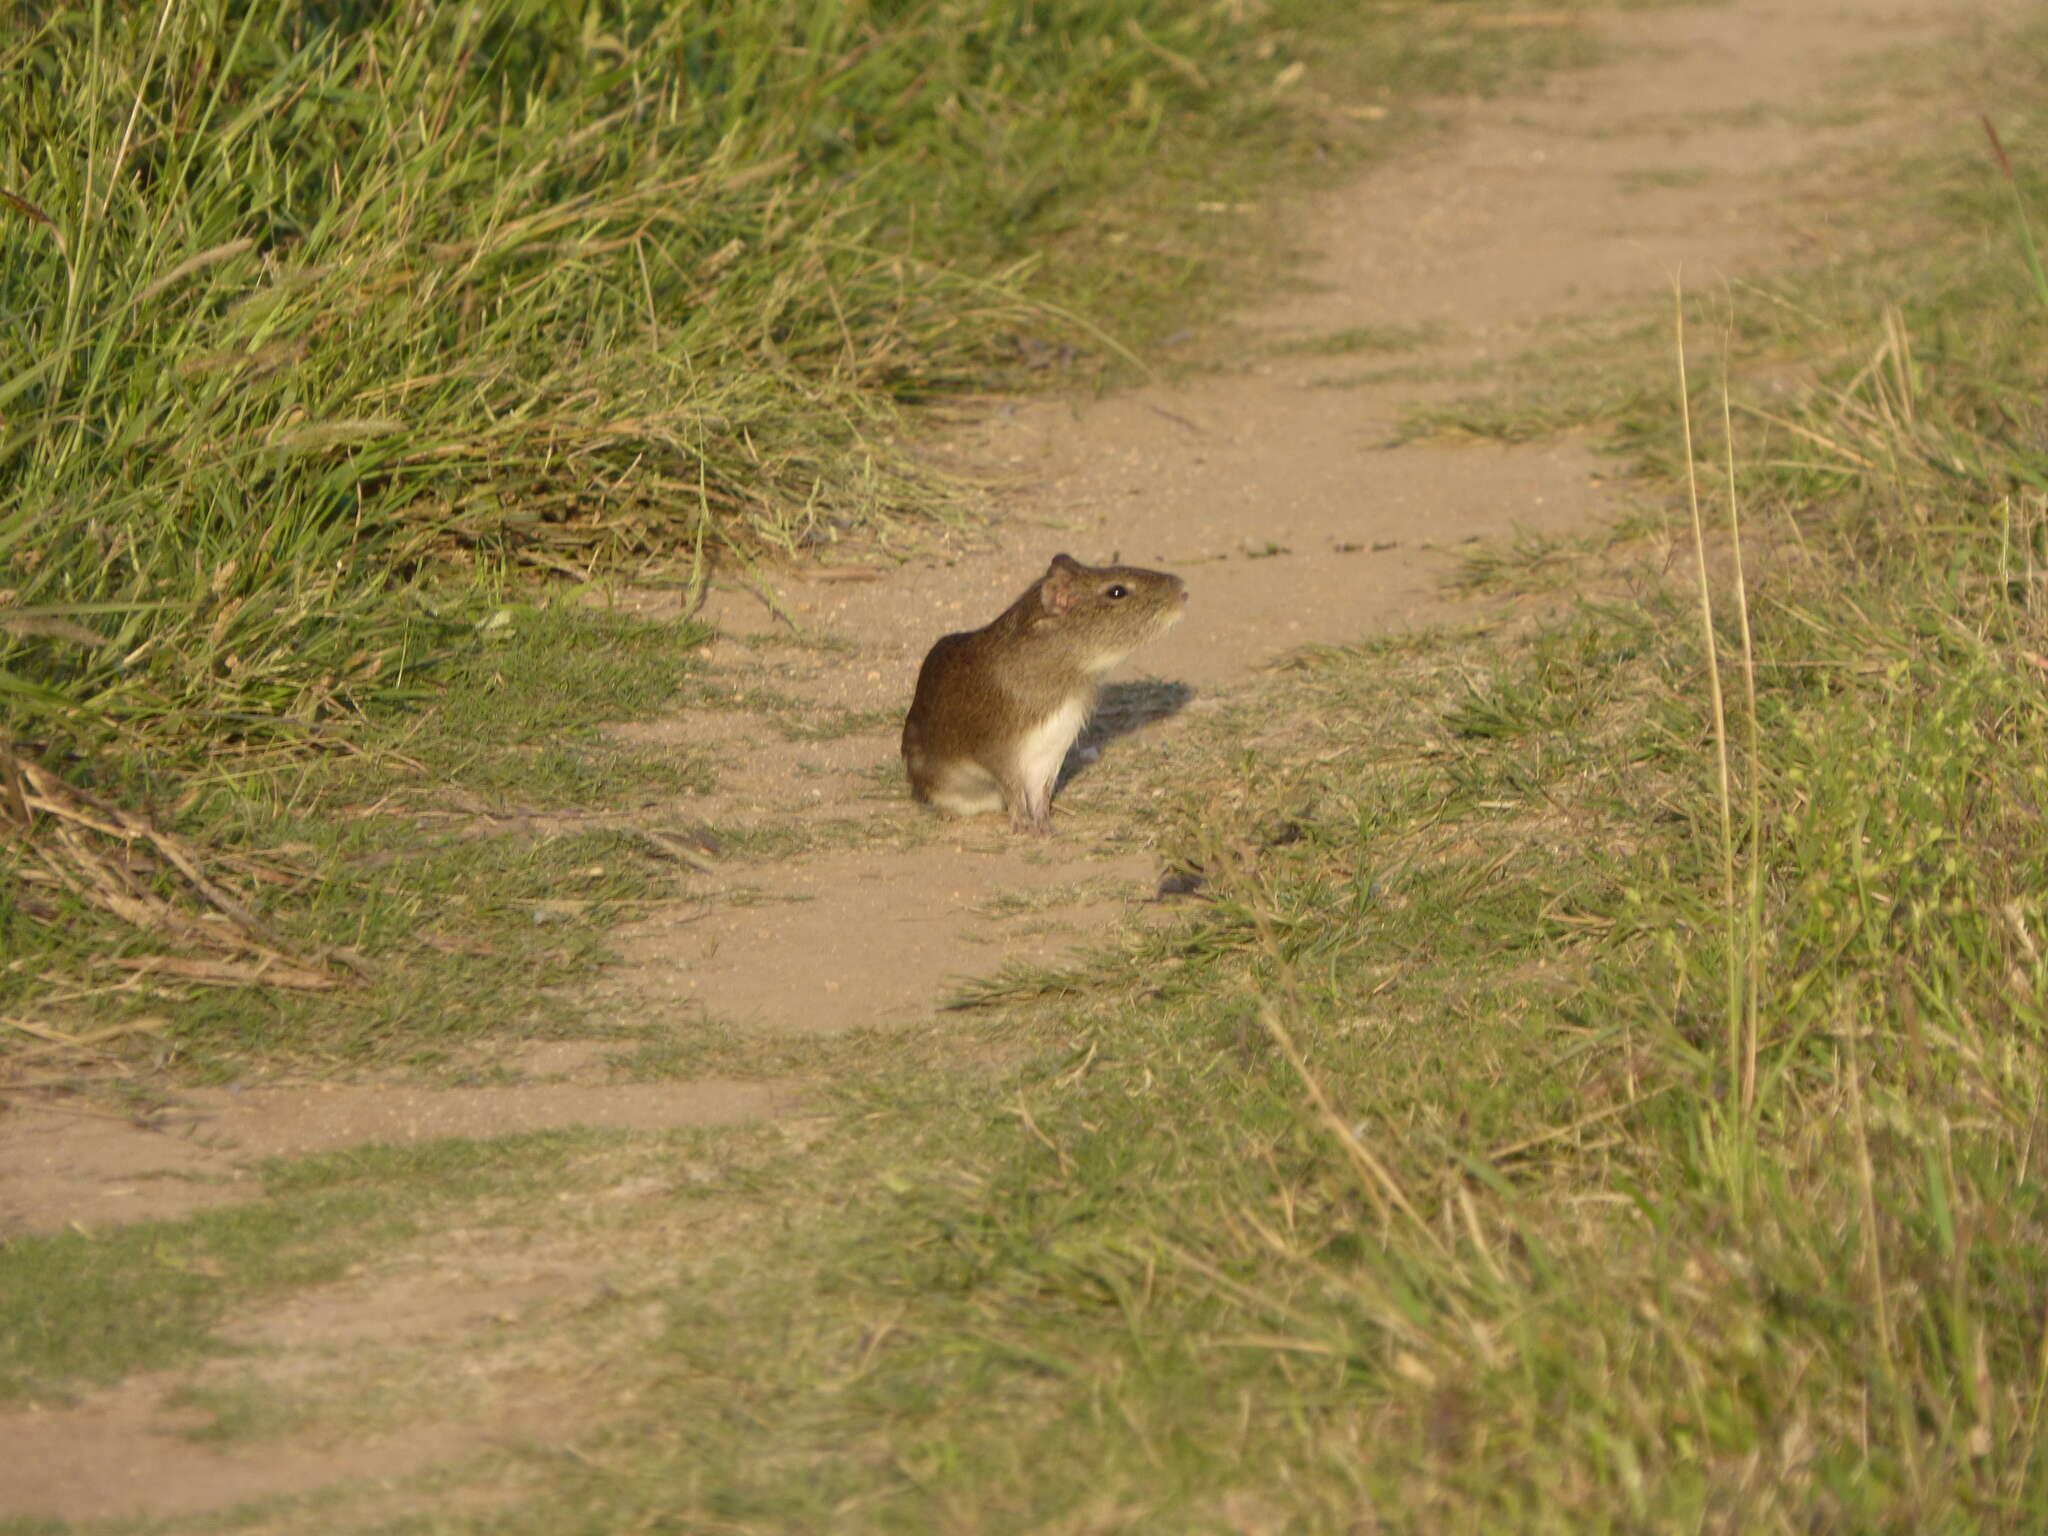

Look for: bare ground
[0,0,2012,1522]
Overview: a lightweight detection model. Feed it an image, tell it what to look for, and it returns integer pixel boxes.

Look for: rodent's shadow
[1056,679,1195,796]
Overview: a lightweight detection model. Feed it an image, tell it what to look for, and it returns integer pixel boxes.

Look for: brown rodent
[901,553,1188,833]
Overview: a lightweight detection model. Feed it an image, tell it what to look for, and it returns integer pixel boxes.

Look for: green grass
[315,600,720,805]
[1,1185,401,1401]
[0,1127,615,1403]
[1269,320,1446,357]
[2,601,712,1071]
[1390,307,1676,445]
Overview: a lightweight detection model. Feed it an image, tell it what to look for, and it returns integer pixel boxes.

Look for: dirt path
[0,0,2011,1522]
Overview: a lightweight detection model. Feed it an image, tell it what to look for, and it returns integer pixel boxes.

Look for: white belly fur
[1012,696,1090,805]
[922,757,1006,816]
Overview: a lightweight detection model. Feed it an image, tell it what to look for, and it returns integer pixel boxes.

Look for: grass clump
[0,1127,605,1403]
[0,1188,400,1401]
[2,600,710,1070]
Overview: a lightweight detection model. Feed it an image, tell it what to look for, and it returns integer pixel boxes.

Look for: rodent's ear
[1039,559,1077,615]
[1048,553,1082,574]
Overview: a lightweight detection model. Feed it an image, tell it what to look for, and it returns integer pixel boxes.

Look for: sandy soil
[0,1073,796,1233]
[0,0,2011,1521]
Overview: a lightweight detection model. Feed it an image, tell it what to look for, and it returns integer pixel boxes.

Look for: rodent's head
[1032,553,1188,673]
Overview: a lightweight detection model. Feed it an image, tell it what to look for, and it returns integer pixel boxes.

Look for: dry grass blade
[0,738,27,828]
[1257,1001,1439,1246]
[1672,281,1746,1110]
[1,1014,167,1049]
[0,739,359,995]
[0,186,66,256]
[0,1014,169,1077]
[1206,825,1450,1251]
[105,956,341,992]
[1844,1028,1923,1500]
[1720,363,1763,1111]
[131,237,254,307]
[0,610,112,647]
[1982,113,2048,310]
[1730,401,1876,468]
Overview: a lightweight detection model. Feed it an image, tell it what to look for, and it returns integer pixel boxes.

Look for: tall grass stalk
[1671,281,1753,1113]
[1982,114,2048,311]
[1720,366,1764,1111]
[1844,1025,1923,1501]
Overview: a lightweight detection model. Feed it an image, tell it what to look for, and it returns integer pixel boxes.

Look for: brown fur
[901,553,1187,833]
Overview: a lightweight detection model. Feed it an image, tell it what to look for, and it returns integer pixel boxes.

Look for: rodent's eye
[1106,584,1129,599]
